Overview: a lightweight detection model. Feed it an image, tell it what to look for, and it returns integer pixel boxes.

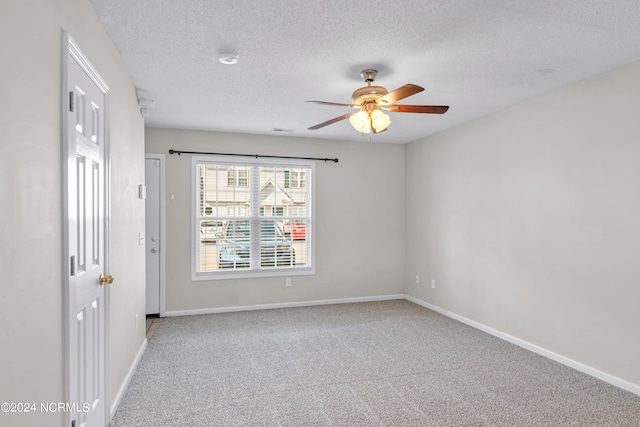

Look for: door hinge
[69,91,75,112]
[70,255,76,276]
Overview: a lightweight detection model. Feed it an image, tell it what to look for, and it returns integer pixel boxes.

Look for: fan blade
[383,104,449,114]
[306,100,357,108]
[377,84,424,105]
[308,113,355,130]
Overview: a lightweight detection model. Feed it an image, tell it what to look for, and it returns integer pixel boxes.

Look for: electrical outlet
[285,277,292,287]
[415,275,420,284]
[431,279,436,289]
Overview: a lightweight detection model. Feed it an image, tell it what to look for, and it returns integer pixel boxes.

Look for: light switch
[138,184,146,199]
[139,232,145,246]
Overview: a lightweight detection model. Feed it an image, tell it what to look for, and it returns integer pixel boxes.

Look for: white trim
[145,153,166,317]
[61,30,71,427]
[67,36,109,93]
[110,339,148,419]
[192,266,315,281]
[164,294,405,317]
[404,294,640,397]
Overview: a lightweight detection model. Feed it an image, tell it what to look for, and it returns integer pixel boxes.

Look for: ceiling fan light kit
[349,108,391,134]
[307,69,449,136]
[371,109,391,131]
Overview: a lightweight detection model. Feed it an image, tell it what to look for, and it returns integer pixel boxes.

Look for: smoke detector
[218,50,239,65]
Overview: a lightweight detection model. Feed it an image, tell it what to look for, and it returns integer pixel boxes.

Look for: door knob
[150,247,158,254]
[99,274,114,285]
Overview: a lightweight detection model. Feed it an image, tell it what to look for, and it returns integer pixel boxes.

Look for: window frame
[191,155,315,281]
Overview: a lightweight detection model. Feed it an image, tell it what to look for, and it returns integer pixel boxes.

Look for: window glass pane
[260,220,295,268]
[218,220,251,270]
[283,219,306,241]
[258,166,308,218]
[198,219,225,272]
[238,169,248,187]
[195,158,312,278]
[200,220,225,243]
[200,164,251,218]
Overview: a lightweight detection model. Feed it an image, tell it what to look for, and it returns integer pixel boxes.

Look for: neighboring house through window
[193,155,314,280]
[284,170,305,189]
[227,167,249,187]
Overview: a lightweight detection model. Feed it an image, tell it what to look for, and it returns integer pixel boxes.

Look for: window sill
[191,266,315,281]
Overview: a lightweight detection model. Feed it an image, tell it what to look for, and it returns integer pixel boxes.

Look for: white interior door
[145,156,163,315]
[64,35,110,427]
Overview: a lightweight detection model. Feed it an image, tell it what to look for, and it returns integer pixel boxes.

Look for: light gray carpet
[111,300,640,426]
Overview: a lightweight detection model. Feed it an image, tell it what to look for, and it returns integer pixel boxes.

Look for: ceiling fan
[307,69,449,134]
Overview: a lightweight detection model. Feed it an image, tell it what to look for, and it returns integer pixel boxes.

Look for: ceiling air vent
[271,128,295,133]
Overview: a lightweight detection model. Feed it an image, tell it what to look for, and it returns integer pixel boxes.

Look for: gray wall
[0,0,146,425]
[146,128,406,311]
[405,60,640,387]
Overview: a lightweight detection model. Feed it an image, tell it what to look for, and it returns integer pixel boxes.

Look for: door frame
[145,153,166,317]
[61,31,111,426]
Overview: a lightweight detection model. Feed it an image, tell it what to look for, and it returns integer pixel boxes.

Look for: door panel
[145,157,161,315]
[66,41,107,427]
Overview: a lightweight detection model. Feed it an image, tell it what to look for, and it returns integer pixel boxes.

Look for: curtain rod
[168,149,339,163]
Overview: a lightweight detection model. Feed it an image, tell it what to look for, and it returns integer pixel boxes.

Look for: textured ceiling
[89,0,640,144]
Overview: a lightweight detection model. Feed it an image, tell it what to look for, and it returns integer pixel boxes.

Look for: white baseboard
[404,294,640,397]
[164,294,405,317]
[110,337,148,419]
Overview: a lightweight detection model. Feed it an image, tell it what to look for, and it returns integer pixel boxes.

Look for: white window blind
[192,155,314,280]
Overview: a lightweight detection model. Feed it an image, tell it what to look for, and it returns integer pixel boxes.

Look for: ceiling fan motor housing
[352,69,388,106]
[352,86,388,106]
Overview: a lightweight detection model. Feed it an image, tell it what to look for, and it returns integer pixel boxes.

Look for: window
[227,167,249,187]
[193,156,314,280]
[284,170,306,189]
